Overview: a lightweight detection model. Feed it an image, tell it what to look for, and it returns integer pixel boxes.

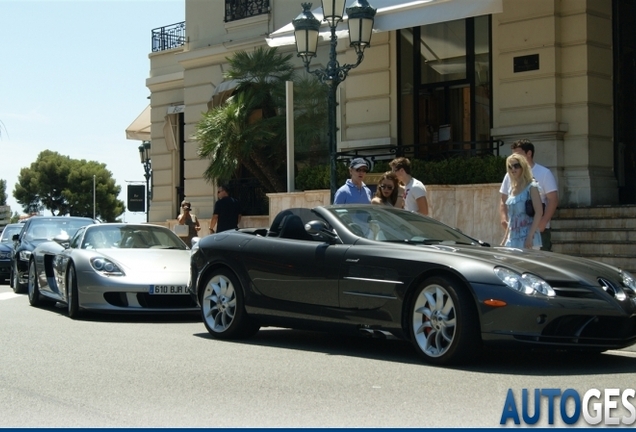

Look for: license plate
[149,285,187,295]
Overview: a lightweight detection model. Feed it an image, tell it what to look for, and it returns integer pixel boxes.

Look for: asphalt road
[1,283,635,428]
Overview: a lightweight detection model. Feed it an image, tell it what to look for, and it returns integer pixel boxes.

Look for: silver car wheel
[202,274,236,333]
[28,260,41,307]
[412,283,456,358]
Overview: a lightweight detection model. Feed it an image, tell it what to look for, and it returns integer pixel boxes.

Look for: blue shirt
[333,179,372,204]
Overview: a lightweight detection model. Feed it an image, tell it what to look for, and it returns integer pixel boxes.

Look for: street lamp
[292,0,376,201]
[138,141,151,222]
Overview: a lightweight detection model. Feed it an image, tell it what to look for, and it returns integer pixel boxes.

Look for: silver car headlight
[621,270,636,294]
[18,250,32,261]
[494,267,556,297]
[90,257,124,276]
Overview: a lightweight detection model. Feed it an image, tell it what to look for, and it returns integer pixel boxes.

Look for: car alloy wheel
[67,264,81,319]
[410,276,480,365]
[200,269,258,339]
[28,260,42,307]
[12,261,26,294]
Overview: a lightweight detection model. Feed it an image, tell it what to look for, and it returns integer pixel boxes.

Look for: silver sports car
[28,223,198,318]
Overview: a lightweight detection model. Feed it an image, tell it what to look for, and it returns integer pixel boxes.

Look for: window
[398,16,492,159]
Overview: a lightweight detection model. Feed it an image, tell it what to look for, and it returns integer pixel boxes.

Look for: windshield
[27,219,94,241]
[82,225,187,250]
[327,206,481,245]
[1,225,22,243]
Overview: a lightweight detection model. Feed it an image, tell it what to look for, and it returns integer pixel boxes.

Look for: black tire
[27,260,42,307]
[67,264,81,319]
[409,275,481,365]
[200,269,259,339]
[12,261,26,294]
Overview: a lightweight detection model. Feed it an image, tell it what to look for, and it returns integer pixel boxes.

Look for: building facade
[127,0,636,224]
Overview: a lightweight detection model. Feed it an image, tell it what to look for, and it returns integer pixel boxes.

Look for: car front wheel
[410,276,480,365]
[12,261,26,294]
[200,269,259,339]
[28,260,42,307]
[67,264,81,319]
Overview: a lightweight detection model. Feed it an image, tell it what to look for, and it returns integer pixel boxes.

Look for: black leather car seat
[277,214,314,241]
[267,210,293,237]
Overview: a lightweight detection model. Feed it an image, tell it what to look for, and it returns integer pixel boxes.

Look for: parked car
[0,223,24,283]
[28,223,198,318]
[10,216,97,293]
[189,205,636,365]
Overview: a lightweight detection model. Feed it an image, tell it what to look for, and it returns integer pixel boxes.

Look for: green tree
[196,47,328,193]
[14,150,125,221]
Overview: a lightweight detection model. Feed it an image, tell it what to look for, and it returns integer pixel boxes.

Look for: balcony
[224,0,269,23]
[152,21,186,53]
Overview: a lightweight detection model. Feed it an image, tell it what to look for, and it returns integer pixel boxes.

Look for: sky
[0,0,184,223]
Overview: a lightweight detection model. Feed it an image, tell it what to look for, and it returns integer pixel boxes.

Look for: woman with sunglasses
[501,154,543,249]
[371,171,403,208]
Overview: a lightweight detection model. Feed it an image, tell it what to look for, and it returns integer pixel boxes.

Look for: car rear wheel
[12,261,26,294]
[28,260,42,307]
[200,269,259,339]
[410,276,480,365]
[67,264,81,319]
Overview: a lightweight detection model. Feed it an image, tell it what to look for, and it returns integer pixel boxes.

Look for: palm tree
[196,47,328,194]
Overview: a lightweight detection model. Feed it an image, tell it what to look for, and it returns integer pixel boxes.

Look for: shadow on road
[194,327,636,375]
[33,299,201,324]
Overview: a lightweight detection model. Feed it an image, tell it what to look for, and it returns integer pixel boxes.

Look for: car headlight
[18,250,32,261]
[621,270,636,294]
[90,257,124,276]
[494,266,556,297]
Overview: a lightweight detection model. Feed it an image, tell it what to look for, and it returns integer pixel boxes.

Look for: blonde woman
[501,154,543,249]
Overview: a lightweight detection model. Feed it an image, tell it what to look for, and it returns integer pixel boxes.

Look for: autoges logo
[500,388,636,426]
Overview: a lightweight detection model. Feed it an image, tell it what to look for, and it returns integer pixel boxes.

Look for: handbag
[173,224,189,237]
[525,199,545,217]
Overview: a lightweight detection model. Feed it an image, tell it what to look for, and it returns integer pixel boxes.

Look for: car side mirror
[53,234,70,248]
[305,220,338,243]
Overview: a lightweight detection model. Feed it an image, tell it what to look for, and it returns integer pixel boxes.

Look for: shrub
[296,156,506,190]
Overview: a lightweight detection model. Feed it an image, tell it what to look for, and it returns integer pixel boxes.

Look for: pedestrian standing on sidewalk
[209,184,241,233]
[334,158,373,204]
[390,157,429,216]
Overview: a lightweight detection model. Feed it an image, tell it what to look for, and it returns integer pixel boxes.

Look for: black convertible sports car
[189,205,636,365]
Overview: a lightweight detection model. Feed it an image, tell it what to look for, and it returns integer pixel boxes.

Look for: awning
[209,79,239,108]
[125,105,151,141]
[266,0,503,47]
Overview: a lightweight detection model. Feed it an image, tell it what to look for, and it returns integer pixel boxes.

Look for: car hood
[420,243,626,284]
[0,242,13,253]
[94,249,191,274]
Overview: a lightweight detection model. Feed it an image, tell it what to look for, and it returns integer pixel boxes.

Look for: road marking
[607,349,636,358]
[0,292,21,301]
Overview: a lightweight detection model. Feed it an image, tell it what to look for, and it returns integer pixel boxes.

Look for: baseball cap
[349,158,369,170]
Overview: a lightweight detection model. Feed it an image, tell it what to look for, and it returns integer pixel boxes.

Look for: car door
[241,235,349,308]
[338,246,405,310]
[53,227,85,299]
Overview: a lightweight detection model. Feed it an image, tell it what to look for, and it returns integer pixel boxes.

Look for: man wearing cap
[333,158,373,204]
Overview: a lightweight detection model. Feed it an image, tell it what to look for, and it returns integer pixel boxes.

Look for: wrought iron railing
[336,139,504,165]
[227,177,269,216]
[152,21,186,52]
[224,0,270,23]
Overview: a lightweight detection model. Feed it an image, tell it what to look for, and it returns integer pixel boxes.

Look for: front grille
[534,315,636,345]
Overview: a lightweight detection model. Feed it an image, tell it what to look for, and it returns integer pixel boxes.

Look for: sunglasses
[508,163,522,170]
[355,168,368,173]
[379,184,394,190]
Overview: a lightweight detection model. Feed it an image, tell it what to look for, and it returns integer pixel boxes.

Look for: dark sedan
[10,216,97,293]
[189,205,636,365]
[0,223,23,283]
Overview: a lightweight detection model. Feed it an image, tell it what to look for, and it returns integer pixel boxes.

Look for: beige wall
[491,0,616,206]
[143,0,619,227]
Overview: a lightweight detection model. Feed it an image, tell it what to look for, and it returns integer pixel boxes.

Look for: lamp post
[138,141,151,222]
[292,0,376,202]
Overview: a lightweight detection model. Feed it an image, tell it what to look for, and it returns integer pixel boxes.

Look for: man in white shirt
[390,157,429,215]
[499,139,559,251]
